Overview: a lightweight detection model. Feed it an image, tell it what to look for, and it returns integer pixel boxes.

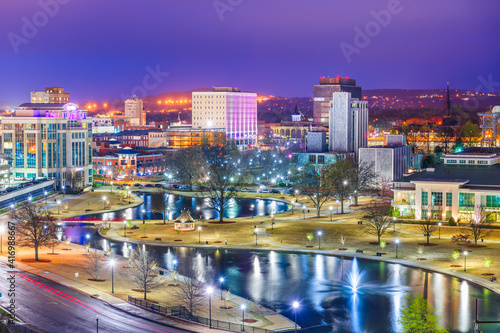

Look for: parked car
[179,185,190,190]
[240,188,249,192]
[271,189,281,194]
[144,184,154,188]
[133,183,143,187]
[154,184,164,188]
[122,183,131,187]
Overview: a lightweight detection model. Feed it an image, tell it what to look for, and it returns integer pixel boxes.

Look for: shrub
[448,217,456,226]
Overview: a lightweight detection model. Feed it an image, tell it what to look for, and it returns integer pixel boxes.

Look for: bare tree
[364,202,392,244]
[420,217,438,245]
[350,161,377,206]
[200,160,241,223]
[85,246,104,281]
[169,147,205,191]
[151,192,174,224]
[171,264,206,314]
[463,210,492,245]
[292,164,336,217]
[331,159,354,214]
[129,247,162,300]
[12,203,56,261]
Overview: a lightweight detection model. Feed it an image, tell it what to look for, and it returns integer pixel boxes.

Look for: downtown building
[125,96,146,126]
[31,86,70,104]
[0,102,93,189]
[313,77,361,125]
[192,87,257,149]
[329,91,368,156]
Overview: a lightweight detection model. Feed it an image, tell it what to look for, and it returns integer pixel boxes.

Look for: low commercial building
[392,152,500,222]
[93,147,167,177]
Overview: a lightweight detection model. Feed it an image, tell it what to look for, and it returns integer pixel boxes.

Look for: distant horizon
[1,84,487,107]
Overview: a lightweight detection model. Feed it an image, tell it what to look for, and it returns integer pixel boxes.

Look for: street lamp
[241,304,246,331]
[438,222,442,239]
[198,226,202,244]
[142,209,146,224]
[250,204,254,218]
[336,199,340,214]
[110,259,115,293]
[102,196,107,210]
[318,231,322,249]
[62,185,65,198]
[57,200,61,214]
[96,314,99,333]
[128,191,131,204]
[172,259,177,272]
[44,191,48,204]
[271,214,274,230]
[329,206,333,221]
[292,301,300,333]
[393,216,396,232]
[207,286,214,328]
[464,251,468,272]
[85,234,90,252]
[219,277,225,300]
[395,238,400,258]
[123,220,127,238]
[302,205,306,220]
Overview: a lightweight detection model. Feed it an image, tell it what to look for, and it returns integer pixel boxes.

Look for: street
[0,264,193,333]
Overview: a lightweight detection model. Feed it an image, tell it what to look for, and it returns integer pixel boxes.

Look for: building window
[309,155,316,164]
[459,160,466,164]
[446,193,452,207]
[422,191,428,206]
[447,160,457,164]
[422,209,428,219]
[317,155,325,164]
[459,193,475,207]
[431,192,442,206]
[486,195,500,208]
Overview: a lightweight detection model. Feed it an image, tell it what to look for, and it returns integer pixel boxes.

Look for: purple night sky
[1,0,499,103]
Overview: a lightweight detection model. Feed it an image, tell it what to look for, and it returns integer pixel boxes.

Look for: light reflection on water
[62,225,500,333]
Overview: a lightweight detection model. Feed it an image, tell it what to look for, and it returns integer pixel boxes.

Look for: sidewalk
[1,255,229,333]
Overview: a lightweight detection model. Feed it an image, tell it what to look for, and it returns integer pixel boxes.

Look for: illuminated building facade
[30,86,70,104]
[192,87,257,149]
[164,128,224,149]
[125,96,146,125]
[0,103,93,189]
[92,147,166,177]
[313,77,361,125]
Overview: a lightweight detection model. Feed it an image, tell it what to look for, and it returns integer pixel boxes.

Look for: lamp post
[250,204,254,218]
[464,251,468,272]
[102,196,107,210]
[96,314,99,333]
[110,259,115,293]
[57,200,61,214]
[329,206,333,221]
[438,222,442,239]
[44,191,48,204]
[142,209,146,224]
[336,199,340,214]
[395,238,400,258]
[198,226,202,244]
[207,286,214,328]
[128,191,131,204]
[393,216,396,232]
[85,234,90,252]
[302,205,306,220]
[271,214,274,230]
[123,220,127,238]
[241,304,246,331]
[292,301,299,333]
[219,277,224,300]
[62,185,65,198]
[318,231,322,250]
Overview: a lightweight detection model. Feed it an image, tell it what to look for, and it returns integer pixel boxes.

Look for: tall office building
[192,87,257,149]
[313,77,361,125]
[125,96,145,125]
[329,92,368,155]
[1,102,93,189]
[30,86,70,104]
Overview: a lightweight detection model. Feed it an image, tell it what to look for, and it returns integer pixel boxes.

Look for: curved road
[0,264,194,333]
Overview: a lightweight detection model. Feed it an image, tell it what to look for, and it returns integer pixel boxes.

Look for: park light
[464,251,468,271]
[395,238,400,258]
[219,277,225,300]
[109,259,116,293]
[207,286,214,328]
[292,301,300,333]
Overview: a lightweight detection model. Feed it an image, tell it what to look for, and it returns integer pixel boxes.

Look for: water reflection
[63,225,500,333]
[78,193,289,221]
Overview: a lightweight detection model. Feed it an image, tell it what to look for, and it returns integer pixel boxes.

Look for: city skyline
[1,0,499,103]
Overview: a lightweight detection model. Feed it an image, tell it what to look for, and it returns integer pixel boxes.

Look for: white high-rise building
[329,92,368,155]
[1,102,93,189]
[125,96,145,125]
[192,87,257,149]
